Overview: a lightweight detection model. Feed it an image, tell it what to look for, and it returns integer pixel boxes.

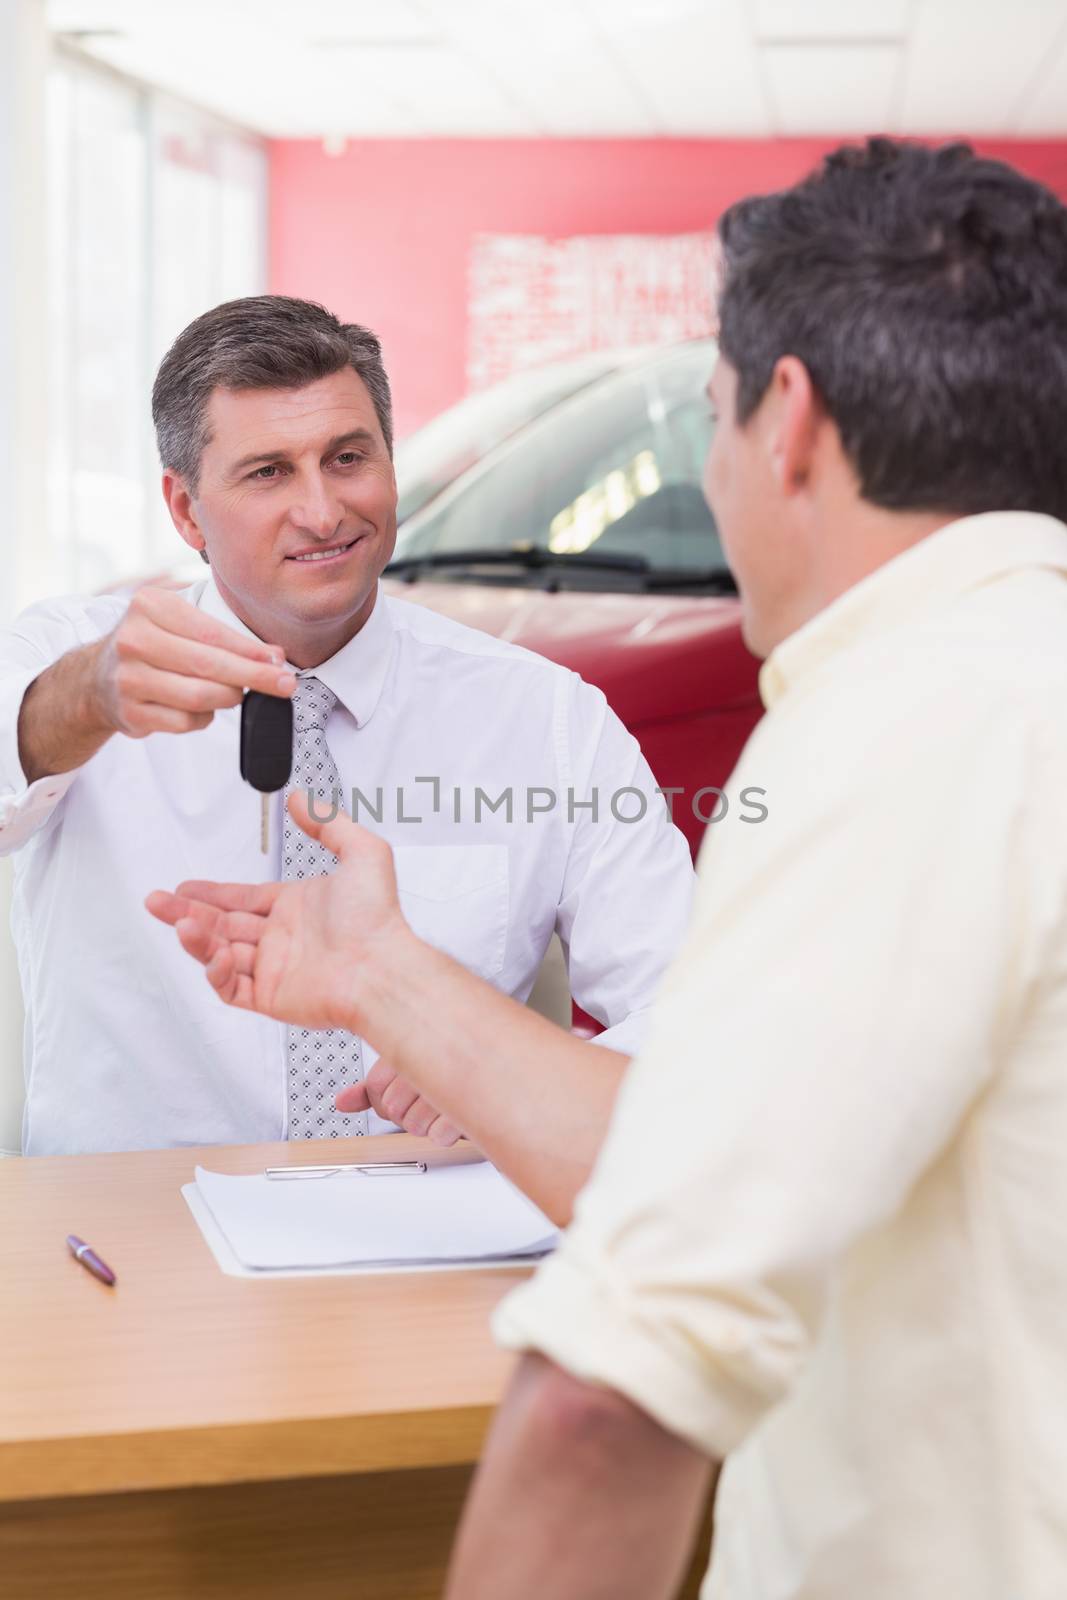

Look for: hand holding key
[91,587,296,738]
[17,585,296,788]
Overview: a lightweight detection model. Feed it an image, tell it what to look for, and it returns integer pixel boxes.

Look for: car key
[240,690,294,854]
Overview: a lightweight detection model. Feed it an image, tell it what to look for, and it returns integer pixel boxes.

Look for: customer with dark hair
[156,139,1067,1597]
[0,294,694,1170]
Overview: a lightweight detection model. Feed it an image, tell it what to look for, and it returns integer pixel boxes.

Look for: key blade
[261,791,269,855]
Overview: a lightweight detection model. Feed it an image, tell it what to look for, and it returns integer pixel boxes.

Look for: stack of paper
[184,1161,559,1276]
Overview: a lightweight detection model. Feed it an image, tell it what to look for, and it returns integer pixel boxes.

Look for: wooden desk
[0,1136,712,1598]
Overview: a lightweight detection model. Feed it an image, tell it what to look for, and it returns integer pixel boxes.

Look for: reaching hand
[146,792,411,1031]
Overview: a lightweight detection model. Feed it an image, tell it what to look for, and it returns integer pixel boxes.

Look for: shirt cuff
[492,1244,779,1462]
[0,667,77,847]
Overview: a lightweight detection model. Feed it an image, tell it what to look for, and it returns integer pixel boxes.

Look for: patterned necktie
[282,675,367,1140]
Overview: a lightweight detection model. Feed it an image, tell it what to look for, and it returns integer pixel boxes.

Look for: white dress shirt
[496,511,1067,1599]
[0,580,694,1155]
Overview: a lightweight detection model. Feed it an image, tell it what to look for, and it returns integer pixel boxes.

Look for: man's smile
[285,537,363,566]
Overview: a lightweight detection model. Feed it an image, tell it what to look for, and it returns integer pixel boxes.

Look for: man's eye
[252,464,281,480]
[335,451,361,466]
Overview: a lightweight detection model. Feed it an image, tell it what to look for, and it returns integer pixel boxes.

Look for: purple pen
[66,1234,117,1287]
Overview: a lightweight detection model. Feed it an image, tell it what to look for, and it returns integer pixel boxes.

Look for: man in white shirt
[154,139,1067,1597]
[0,295,694,1156]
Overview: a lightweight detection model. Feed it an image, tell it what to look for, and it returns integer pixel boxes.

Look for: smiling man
[0,295,694,1160]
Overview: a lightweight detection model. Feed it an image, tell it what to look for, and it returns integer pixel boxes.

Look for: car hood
[381,577,760,725]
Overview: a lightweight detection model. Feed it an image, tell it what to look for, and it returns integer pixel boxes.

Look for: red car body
[383,577,763,860]
[388,339,765,859]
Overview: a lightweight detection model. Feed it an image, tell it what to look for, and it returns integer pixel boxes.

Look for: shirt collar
[194,578,395,729]
[759,511,1067,710]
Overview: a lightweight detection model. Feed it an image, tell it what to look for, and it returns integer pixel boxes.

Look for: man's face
[177,367,398,654]
[702,356,799,659]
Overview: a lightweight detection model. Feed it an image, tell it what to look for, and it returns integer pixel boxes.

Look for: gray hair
[151,295,394,496]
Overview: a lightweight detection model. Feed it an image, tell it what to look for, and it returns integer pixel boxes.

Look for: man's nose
[287,473,345,538]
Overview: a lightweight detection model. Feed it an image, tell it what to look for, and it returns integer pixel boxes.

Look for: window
[46,51,267,591]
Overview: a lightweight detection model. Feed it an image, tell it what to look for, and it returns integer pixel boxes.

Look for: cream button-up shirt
[496,511,1067,1599]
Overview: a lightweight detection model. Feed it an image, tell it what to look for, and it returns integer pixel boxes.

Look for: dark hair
[151,295,393,494]
[717,137,1067,523]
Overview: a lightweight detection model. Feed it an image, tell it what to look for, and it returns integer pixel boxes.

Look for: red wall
[269,138,1067,439]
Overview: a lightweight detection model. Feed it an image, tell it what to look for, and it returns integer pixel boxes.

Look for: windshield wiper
[386,547,737,593]
[386,547,650,577]
[641,567,737,593]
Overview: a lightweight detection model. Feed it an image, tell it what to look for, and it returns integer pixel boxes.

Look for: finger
[132,632,297,698]
[203,944,258,1007]
[121,665,246,715]
[335,1082,371,1113]
[134,588,286,665]
[205,946,244,1007]
[426,1115,463,1148]
[376,1077,420,1126]
[147,890,224,929]
[124,704,215,736]
[149,890,267,948]
[174,898,259,972]
[364,1060,421,1124]
[176,879,282,917]
[175,915,222,967]
[401,1097,440,1139]
[176,917,254,972]
[145,889,207,928]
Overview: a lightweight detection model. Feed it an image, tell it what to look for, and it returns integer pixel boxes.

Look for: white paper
[181,1184,534,1279]
[191,1161,559,1272]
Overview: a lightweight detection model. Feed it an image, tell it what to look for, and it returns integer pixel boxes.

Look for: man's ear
[161,470,209,563]
[767,356,821,496]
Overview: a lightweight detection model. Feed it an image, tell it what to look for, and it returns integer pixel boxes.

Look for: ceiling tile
[439,1,660,137]
[761,42,902,134]
[585,0,771,135]
[901,0,1066,133]
[74,32,430,136]
[755,0,911,42]
[50,0,434,41]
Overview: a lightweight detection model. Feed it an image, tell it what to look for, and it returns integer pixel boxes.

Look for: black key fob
[240,690,294,793]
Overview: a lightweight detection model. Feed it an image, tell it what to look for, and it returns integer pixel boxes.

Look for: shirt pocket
[392,843,510,982]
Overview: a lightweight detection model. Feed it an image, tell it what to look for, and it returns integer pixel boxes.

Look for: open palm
[146,792,410,1032]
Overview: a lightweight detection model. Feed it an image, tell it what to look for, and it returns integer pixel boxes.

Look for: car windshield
[393,352,624,524]
[391,341,730,593]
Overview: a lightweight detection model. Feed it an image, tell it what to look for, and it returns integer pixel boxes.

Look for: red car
[387,340,762,858]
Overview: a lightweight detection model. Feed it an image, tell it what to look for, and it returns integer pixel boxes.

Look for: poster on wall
[467,231,717,391]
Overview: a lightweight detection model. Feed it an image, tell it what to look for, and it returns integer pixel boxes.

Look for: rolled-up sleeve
[495,671,1048,1459]
[0,665,79,851]
[0,594,121,855]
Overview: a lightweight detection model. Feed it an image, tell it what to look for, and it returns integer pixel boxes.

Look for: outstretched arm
[148,795,628,1224]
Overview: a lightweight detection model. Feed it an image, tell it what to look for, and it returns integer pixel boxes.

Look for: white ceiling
[46,0,1067,139]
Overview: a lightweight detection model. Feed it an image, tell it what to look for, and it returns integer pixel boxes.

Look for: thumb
[287,790,396,879]
[335,1081,371,1113]
[286,788,364,861]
